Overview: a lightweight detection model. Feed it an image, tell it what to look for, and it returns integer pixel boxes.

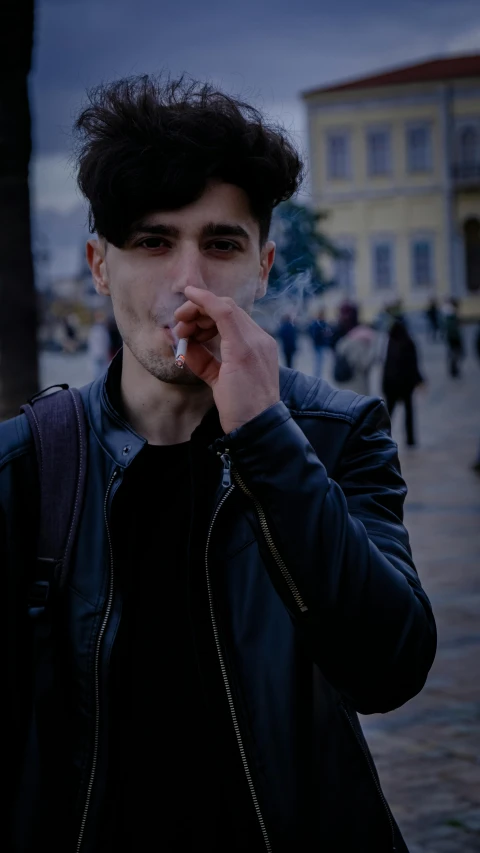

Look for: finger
[173,316,215,339]
[174,299,206,323]
[173,300,198,321]
[183,340,220,386]
[173,321,218,343]
[196,316,216,330]
[173,319,203,339]
[183,286,244,336]
[192,327,218,344]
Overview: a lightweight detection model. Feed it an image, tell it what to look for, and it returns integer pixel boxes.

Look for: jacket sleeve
[224,399,437,715]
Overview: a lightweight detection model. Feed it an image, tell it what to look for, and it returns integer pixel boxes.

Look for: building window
[453,124,480,182]
[367,129,391,176]
[459,126,479,167]
[326,132,350,179]
[407,124,432,172]
[411,237,434,287]
[335,241,356,295]
[372,240,394,289]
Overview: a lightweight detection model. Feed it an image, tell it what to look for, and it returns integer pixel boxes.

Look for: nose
[170,244,207,295]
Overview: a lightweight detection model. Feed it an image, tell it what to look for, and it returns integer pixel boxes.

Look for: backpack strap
[16,385,88,832]
[20,385,88,617]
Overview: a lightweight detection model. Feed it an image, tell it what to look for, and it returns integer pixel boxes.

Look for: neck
[119,345,214,445]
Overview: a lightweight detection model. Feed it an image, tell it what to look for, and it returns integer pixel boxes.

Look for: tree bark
[0,2,38,421]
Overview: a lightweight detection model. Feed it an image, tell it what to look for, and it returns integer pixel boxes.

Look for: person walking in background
[373,301,394,333]
[388,298,406,327]
[442,297,464,378]
[425,297,440,342]
[330,298,358,349]
[382,320,424,447]
[373,299,406,335]
[472,323,480,474]
[277,312,298,369]
[61,313,79,353]
[334,321,378,396]
[308,308,332,377]
[88,309,111,378]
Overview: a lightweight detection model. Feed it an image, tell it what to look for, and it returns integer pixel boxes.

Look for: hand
[173,286,280,434]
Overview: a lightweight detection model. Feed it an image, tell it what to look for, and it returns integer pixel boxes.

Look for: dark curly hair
[73,74,304,247]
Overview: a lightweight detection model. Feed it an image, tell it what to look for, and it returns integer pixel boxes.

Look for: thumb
[183,340,220,387]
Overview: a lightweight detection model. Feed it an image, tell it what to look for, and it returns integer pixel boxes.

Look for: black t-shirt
[102,437,263,852]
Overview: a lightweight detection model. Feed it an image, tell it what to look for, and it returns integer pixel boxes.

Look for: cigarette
[174,337,188,368]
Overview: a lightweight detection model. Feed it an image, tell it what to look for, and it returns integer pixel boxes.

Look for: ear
[256,240,276,300]
[86,238,110,296]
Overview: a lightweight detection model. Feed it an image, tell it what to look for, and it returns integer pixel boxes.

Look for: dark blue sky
[30,0,480,273]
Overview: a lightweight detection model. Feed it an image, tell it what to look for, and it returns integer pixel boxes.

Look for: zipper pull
[220,452,232,488]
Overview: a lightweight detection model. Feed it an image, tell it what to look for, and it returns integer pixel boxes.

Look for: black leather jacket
[4,361,436,852]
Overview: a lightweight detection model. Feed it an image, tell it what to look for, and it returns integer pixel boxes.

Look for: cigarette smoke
[253,268,318,334]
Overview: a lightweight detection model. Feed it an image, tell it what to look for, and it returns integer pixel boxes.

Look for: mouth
[161,325,179,357]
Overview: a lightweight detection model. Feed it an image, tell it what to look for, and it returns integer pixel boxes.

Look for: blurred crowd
[276,297,480,467]
[57,310,122,377]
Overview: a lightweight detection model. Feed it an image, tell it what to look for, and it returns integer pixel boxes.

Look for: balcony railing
[452,162,480,187]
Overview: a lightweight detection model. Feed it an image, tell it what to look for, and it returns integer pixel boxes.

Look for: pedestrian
[308,308,331,377]
[373,301,394,333]
[442,297,464,378]
[62,312,79,353]
[330,297,358,348]
[3,74,436,853]
[425,297,440,341]
[88,309,111,378]
[382,320,424,447]
[333,321,378,395]
[388,298,406,326]
[276,312,298,368]
[472,323,480,474]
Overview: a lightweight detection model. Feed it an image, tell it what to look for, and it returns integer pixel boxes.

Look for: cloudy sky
[30,0,480,275]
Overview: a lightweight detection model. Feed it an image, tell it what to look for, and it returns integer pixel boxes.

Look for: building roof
[302,54,480,99]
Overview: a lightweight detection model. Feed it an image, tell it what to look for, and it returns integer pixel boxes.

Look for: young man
[5,75,436,852]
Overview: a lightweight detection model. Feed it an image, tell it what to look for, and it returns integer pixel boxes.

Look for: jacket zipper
[76,469,118,853]
[221,448,395,847]
[206,471,272,853]
[220,452,308,615]
[341,702,397,851]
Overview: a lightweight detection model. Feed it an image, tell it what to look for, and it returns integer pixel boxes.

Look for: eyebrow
[202,222,250,241]
[132,220,251,241]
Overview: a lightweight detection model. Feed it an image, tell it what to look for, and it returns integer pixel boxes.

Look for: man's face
[87,181,275,386]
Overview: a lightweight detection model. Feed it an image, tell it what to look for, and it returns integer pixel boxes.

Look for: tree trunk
[0,2,38,421]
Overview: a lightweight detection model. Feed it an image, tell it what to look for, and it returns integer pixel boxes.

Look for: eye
[138,237,169,249]
[208,240,239,253]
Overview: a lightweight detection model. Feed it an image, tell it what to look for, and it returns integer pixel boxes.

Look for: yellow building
[302,55,480,320]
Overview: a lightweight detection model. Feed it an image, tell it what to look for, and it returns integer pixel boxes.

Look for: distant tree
[268,200,342,297]
[0,1,38,420]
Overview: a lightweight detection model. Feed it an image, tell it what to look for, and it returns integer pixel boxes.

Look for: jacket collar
[85,348,225,469]
[85,348,305,469]
[85,350,146,468]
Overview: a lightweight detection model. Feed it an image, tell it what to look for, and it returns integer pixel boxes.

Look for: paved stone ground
[40,326,480,853]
